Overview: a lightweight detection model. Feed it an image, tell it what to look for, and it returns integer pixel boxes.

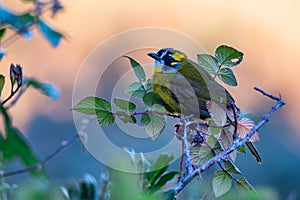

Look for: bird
[148,48,262,164]
[148,48,234,119]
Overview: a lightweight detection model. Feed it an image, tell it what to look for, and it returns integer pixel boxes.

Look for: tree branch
[174,87,286,195]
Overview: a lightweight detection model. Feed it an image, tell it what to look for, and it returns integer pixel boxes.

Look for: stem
[6,83,29,109]
[1,85,21,106]
[212,63,222,80]
[131,110,181,119]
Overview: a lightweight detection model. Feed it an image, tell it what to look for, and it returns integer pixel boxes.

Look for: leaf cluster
[73,56,167,140]
[72,45,264,198]
[198,45,243,86]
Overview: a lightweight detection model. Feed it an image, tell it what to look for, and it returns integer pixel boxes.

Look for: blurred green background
[1,0,300,199]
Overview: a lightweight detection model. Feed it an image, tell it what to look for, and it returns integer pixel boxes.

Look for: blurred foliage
[0,0,63,199]
[109,152,178,200]
[0,0,64,52]
[0,0,288,199]
[58,153,177,200]
[13,179,64,200]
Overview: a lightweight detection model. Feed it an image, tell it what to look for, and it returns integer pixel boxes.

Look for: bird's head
[148,48,186,73]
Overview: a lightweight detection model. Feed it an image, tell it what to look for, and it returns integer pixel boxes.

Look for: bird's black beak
[148,52,160,61]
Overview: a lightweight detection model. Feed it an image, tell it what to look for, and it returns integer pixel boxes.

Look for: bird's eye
[166,54,173,61]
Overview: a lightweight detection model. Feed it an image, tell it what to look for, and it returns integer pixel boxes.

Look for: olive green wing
[169,73,211,118]
[181,59,234,103]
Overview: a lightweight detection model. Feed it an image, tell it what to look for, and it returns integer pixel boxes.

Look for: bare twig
[131,111,181,119]
[6,83,29,109]
[174,87,286,195]
[1,85,21,106]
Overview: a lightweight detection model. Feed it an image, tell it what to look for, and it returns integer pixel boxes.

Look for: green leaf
[143,92,164,109]
[218,68,237,86]
[141,113,165,140]
[206,101,227,126]
[116,111,136,124]
[211,138,223,151]
[96,110,115,126]
[220,130,236,161]
[152,154,174,172]
[0,28,6,40]
[208,120,221,137]
[145,79,153,92]
[114,98,136,113]
[27,78,60,100]
[146,154,174,185]
[148,171,180,193]
[1,126,39,166]
[237,144,246,154]
[73,96,111,115]
[215,45,243,67]
[246,141,262,164]
[0,75,5,97]
[124,56,146,83]
[197,54,219,75]
[37,19,63,47]
[125,82,145,99]
[235,177,255,194]
[18,13,35,28]
[212,170,232,198]
[224,160,241,174]
[190,145,214,166]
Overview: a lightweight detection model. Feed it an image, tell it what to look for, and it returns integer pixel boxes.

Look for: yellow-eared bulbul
[148,48,262,163]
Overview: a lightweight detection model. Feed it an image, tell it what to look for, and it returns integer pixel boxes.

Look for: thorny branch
[174,87,286,195]
[182,117,193,174]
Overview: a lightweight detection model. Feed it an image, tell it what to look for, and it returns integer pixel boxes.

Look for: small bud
[10,64,23,87]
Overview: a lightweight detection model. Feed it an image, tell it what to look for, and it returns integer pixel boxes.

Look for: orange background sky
[0,0,298,136]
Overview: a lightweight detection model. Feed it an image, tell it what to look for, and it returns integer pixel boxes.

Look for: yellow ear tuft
[173,52,185,61]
